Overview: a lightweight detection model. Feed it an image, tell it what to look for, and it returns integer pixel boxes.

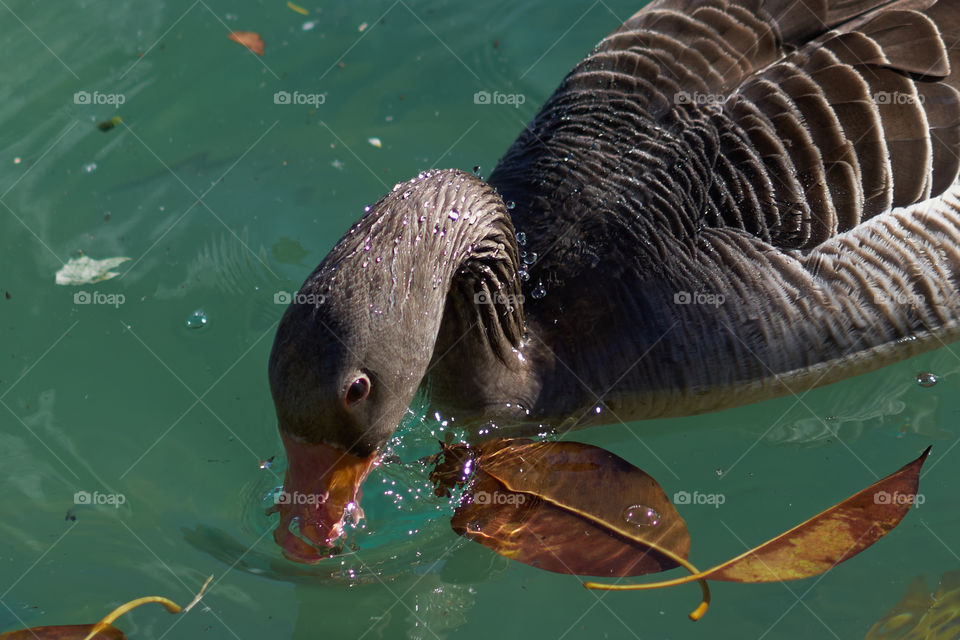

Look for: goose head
[268,169,528,562]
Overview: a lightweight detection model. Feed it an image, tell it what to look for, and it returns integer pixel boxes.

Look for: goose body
[268,0,960,561]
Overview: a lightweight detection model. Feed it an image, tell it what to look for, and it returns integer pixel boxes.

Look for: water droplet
[517,267,530,281]
[623,504,660,527]
[473,165,481,177]
[531,284,546,299]
[524,252,537,265]
[917,372,938,387]
[516,232,526,246]
[185,309,207,329]
[506,200,516,210]
[715,468,724,477]
[363,206,371,213]
[449,209,460,221]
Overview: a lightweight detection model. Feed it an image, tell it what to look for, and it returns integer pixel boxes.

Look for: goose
[268,0,960,562]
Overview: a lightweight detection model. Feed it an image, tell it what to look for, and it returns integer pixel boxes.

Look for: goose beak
[270,431,378,563]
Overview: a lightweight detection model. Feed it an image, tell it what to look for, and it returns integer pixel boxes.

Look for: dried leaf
[438,439,691,577]
[55,256,130,285]
[228,31,264,56]
[0,625,125,640]
[702,446,929,583]
[0,577,213,640]
[287,1,309,15]
[586,447,930,592]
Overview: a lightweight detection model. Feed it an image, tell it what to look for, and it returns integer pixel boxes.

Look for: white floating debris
[367,137,382,148]
[55,256,130,285]
[302,21,317,31]
[358,22,368,32]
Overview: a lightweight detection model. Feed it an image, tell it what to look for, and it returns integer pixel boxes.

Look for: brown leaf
[702,446,930,583]
[586,446,930,596]
[228,31,264,56]
[0,580,212,640]
[439,439,691,577]
[0,624,126,639]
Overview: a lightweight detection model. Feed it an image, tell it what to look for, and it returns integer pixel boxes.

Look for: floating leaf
[228,31,264,56]
[586,447,931,604]
[437,439,691,576]
[55,256,130,286]
[97,116,123,132]
[286,1,309,15]
[0,577,212,639]
[0,625,126,639]
[432,439,711,618]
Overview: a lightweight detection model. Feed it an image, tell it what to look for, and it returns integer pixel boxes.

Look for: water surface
[2,1,959,639]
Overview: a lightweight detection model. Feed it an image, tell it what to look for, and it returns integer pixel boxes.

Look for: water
[2,1,960,639]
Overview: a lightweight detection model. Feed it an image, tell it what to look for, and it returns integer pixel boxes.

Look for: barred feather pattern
[486,0,960,421]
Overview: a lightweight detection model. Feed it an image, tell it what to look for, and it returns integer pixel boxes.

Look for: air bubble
[185,309,208,329]
[917,372,938,387]
[623,504,660,527]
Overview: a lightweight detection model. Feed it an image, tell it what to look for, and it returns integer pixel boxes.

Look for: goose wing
[489,0,960,417]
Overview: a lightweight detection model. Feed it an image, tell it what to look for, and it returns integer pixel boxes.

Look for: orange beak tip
[271,433,379,563]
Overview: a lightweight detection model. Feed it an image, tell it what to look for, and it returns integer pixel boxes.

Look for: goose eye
[344,375,370,407]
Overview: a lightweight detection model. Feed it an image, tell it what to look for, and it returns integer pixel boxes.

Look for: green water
[2,1,958,638]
